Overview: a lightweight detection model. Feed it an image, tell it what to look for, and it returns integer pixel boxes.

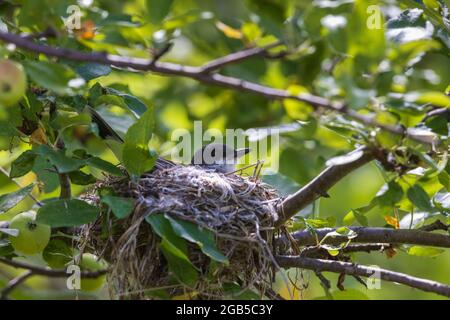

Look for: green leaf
[414,91,450,108]
[407,246,444,257]
[85,157,124,176]
[75,63,112,81]
[348,0,385,60]
[37,199,100,227]
[68,171,97,185]
[375,181,404,207]
[9,151,37,178]
[167,216,229,264]
[146,0,174,24]
[104,88,148,117]
[145,214,198,286]
[23,61,85,95]
[160,238,198,287]
[407,184,433,211]
[122,108,157,176]
[36,145,85,173]
[0,184,34,214]
[100,195,135,219]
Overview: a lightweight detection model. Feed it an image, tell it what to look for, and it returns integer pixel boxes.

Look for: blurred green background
[1,0,449,299]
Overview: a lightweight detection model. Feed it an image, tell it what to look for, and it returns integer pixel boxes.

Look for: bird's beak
[235,148,250,158]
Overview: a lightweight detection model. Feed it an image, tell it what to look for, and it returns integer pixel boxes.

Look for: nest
[79,164,281,299]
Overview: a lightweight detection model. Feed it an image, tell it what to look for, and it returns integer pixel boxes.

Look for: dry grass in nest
[79,164,281,299]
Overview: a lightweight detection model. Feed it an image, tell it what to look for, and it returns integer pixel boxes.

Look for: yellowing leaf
[385,215,399,229]
[385,247,397,259]
[75,20,96,40]
[30,127,48,145]
[216,21,242,39]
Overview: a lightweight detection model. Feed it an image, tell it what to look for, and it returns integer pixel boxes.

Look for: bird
[87,106,249,173]
[191,143,250,173]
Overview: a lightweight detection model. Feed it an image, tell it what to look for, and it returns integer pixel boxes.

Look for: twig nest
[80,164,281,299]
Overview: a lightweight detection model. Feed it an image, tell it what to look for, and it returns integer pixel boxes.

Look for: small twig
[200,41,283,73]
[150,42,173,65]
[418,220,449,232]
[299,243,392,258]
[422,107,450,121]
[276,227,450,249]
[276,255,450,298]
[0,270,34,300]
[0,257,107,278]
[55,139,71,199]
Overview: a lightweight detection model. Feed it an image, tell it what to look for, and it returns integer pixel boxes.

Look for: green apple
[80,253,107,292]
[8,211,51,255]
[0,59,27,107]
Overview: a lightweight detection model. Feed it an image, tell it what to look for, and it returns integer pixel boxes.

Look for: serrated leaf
[36,199,100,227]
[100,195,135,219]
[167,216,229,264]
[0,184,34,214]
[10,151,37,178]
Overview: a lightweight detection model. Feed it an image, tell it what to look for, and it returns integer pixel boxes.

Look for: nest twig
[79,164,281,299]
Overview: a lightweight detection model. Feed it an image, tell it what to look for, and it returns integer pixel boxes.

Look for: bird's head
[191,143,250,173]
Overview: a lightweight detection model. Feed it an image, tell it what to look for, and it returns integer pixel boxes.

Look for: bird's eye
[211,148,216,157]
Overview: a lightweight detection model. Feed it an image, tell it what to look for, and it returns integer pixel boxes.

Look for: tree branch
[276,147,375,227]
[0,257,107,278]
[56,138,71,199]
[0,31,436,146]
[300,243,392,258]
[0,270,33,300]
[199,41,283,73]
[276,227,450,249]
[276,255,450,298]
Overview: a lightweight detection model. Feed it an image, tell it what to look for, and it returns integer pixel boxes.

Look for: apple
[79,253,108,292]
[8,211,51,255]
[0,59,27,107]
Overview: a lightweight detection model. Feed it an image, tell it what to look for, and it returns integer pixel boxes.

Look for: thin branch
[418,220,449,232]
[0,270,33,300]
[150,42,173,65]
[55,139,71,199]
[276,227,450,249]
[0,257,107,278]
[276,147,375,227]
[0,31,436,145]
[276,255,450,298]
[300,243,392,258]
[199,41,283,73]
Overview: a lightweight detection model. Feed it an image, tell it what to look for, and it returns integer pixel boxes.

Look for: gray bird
[88,107,249,173]
[191,143,250,173]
